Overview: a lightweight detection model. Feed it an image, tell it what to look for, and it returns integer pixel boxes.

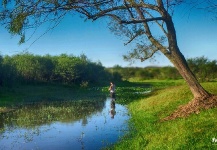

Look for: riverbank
[112,81,217,149]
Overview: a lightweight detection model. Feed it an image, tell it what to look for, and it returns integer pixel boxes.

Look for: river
[0,97,130,150]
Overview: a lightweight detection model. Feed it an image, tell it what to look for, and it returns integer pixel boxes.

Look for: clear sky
[0,3,217,67]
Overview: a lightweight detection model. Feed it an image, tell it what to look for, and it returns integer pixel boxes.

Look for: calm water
[0,98,130,150]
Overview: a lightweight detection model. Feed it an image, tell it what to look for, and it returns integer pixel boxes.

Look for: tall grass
[112,82,217,149]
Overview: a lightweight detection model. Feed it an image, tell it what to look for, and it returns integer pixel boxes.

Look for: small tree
[0,0,216,120]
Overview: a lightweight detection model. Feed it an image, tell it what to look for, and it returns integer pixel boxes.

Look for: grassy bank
[112,81,217,149]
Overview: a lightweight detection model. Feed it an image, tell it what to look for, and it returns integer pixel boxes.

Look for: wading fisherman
[108,82,116,100]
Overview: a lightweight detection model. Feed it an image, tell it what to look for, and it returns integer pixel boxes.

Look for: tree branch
[124,30,145,46]
[143,9,168,37]
[140,48,158,62]
[120,17,165,24]
[81,2,160,21]
[124,0,135,19]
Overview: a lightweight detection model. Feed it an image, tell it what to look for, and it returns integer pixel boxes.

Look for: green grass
[128,79,186,88]
[111,81,217,150]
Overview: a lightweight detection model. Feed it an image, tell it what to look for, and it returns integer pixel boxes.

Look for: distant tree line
[0,54,216,88]
[0,53,117,87]
[187,56,217,82]
[107,56,217,82]
[107,65,181,80]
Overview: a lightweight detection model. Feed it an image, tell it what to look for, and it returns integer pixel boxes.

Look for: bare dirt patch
[162,95,217,121]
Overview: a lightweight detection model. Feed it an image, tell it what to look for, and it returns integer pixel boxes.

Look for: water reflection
[0,98,130,150]
[110,100,116,119]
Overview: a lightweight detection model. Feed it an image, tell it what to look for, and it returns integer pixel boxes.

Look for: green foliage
[9,13,26,34]
[107,66,182,80]
[52,54,82,83]
[1,55,18,87]
[108,56,217,82]
[0,53,114,87]
[80,81,89,88]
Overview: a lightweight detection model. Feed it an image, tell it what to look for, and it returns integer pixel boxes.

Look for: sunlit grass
[112,81,217,149]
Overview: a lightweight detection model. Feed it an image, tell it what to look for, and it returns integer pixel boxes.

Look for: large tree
[0,0,216,120]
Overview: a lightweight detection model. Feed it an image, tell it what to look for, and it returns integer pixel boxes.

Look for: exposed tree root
[162,95,217,121]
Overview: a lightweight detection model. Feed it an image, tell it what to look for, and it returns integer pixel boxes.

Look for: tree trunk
[164,14,211,99]
[169,49,211,99]
[159,11,217,121]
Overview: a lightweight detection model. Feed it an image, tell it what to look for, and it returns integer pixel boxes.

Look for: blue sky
[0,3,217,67]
